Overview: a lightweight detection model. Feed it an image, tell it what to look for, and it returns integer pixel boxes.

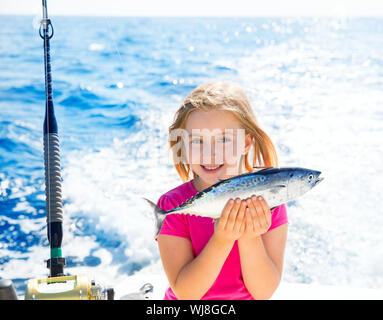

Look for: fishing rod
[40,0,65,279]
[23,0,114,300]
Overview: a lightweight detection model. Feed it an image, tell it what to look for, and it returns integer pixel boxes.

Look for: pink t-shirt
[156,179,288,300]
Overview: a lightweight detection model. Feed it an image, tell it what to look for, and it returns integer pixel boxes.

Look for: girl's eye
[217,137,230,143]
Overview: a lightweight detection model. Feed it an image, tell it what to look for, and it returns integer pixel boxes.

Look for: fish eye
[308,173,314,181]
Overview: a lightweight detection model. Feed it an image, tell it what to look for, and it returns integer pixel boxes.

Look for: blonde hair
[169,81,279,183]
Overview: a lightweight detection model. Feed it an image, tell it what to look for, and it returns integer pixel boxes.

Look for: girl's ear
[243,133,253,155]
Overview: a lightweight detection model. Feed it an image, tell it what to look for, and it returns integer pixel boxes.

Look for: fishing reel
[24,274,114,300]
[0,276,153,300]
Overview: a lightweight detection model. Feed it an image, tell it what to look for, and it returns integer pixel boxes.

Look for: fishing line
[104,17,127,86]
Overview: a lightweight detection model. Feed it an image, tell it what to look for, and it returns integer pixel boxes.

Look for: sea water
[0,15,383,298]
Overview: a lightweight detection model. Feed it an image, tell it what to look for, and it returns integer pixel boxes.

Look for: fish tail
[142,197,167,238]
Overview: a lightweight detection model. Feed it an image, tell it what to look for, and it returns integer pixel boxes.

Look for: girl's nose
[202,140,224,164]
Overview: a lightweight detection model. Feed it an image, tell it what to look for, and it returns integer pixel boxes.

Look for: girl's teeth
[203,165,221,170]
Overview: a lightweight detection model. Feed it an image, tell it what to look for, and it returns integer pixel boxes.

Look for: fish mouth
[314,176,324,187]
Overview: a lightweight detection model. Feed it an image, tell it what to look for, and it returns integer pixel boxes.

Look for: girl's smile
[200,164,224,173]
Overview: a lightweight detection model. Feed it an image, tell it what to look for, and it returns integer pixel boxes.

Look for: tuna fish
[144,167,323,237]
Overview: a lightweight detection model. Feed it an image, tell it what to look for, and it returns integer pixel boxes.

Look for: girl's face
[184,109,252,190]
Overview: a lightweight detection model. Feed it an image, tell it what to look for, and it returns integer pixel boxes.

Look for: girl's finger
[218,198,234,228]
[245,208,253,233]
[225,198,241,231]
[254,196,267,228]
[234,200,246,233]
[251,196,264,230]
[240,210,247,233]
[247,197,258,230]
[258,196,271,228]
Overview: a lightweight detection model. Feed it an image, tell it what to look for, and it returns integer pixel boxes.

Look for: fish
[143,167,324,238]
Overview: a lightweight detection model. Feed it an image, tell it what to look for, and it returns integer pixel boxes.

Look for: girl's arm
[157,198,246,300]
[238,196,288,300]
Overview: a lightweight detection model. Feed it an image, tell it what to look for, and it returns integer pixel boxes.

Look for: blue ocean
[1,15,383,298]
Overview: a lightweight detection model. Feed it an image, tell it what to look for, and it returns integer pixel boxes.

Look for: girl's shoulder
[157,180,197,211]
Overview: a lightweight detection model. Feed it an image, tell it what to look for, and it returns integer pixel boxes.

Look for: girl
[156,81,288,300]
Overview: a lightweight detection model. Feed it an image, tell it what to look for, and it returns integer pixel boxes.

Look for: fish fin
[142,197,167,239]
[268,185,287,194]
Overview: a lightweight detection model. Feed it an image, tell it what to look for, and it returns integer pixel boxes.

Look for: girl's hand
[241,195,271,241]
[214,198,246,245]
